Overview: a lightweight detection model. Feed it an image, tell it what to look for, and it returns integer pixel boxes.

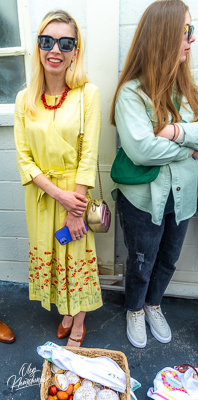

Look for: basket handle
[175,364,198,377]
[125,368,131,390]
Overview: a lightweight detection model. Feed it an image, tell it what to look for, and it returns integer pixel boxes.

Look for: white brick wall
[1,0,198,295]
[119,0,198,78]
[0,126,29,280]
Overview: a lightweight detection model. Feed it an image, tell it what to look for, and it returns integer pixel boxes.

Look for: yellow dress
[14,83,103,315]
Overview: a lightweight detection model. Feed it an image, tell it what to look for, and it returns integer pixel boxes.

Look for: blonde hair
[111,0,198,132]
[22,10,88,117]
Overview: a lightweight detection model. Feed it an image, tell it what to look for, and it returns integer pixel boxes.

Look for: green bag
[111,91,181,185]
[110,147,160,185]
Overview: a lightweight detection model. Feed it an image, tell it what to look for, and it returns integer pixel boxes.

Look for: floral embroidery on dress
[28,244,101,314]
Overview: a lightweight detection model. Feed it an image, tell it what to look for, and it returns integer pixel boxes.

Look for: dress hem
[29,294,103,316]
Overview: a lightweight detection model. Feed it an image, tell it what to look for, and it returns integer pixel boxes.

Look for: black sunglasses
[38,35,77,52]
[184,25,194,41]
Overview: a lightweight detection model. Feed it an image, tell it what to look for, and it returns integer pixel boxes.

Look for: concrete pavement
[0,281,198,400]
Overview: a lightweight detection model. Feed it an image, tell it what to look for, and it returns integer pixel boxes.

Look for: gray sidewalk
[0,280,198,400]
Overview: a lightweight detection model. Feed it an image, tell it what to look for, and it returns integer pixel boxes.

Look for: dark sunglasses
[184,25,194,41]
[38,35,77,52]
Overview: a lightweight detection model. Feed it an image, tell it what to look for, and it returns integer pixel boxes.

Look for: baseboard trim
[164,281,198,299]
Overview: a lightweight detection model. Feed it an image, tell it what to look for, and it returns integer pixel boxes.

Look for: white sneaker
[144,305,172,343]
[126,309,147,348]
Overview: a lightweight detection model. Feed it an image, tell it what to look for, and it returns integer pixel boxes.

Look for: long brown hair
[110,0,198,132]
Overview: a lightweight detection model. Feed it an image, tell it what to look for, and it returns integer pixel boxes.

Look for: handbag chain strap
[78,85,103,200]
[78,85,84,164]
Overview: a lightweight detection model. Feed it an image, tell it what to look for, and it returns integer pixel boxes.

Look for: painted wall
[119,0,198,78]
[1,0,198,296]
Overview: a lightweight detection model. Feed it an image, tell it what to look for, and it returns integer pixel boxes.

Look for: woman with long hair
[14,10,102,346]
[111,0,198,348]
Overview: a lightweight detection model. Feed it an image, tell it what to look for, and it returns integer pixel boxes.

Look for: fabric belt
[37,169,76,211]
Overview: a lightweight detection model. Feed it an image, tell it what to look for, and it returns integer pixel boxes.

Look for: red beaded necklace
[41,85,70,110]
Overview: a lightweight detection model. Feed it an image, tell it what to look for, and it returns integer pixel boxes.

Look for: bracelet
[171,124,176,141]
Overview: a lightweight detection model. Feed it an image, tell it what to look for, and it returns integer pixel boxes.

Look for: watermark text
[7,363,41,392]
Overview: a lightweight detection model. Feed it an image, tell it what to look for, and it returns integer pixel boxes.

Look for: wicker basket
[40,347,131,400]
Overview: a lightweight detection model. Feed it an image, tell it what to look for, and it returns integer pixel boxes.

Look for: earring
[70,60,74,71]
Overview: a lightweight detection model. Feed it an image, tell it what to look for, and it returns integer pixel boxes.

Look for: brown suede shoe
[57,320,73,339]
[0,321,15,343]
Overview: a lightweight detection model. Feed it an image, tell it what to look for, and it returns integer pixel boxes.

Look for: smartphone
[55,223,88,245]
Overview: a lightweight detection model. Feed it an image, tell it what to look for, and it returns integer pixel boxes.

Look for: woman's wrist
[75,183,88,196]
[67,213,83,220]
[171,124,180,141]
[32,173,64,201]
[53,186,65,202]
[170,124,176,141]
[174,124,185,143]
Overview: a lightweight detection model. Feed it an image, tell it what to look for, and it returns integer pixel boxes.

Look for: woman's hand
[155,124,179,141]
[192,150,198,160]
[57,190,88,216]
[58,183,89,216]
[31,174,88,216]
[63,213,88,241]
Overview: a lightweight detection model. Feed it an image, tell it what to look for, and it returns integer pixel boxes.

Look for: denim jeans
[117,190,189,311]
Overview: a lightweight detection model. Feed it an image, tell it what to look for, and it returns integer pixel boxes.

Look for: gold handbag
[78,86,111,233]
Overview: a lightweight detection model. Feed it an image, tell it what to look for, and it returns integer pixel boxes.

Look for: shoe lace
[152,308,166,327]
[133,312,144,330]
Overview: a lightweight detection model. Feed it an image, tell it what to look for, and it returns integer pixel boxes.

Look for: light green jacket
[112,79,198,225]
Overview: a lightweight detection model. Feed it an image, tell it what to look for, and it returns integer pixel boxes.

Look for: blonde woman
[111,0,198,348]
[14,10,102,346]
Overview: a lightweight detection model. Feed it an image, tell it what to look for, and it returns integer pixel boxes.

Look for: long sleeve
[179,121,198,150]
[115,85,190,166]
[14,91,43,186]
